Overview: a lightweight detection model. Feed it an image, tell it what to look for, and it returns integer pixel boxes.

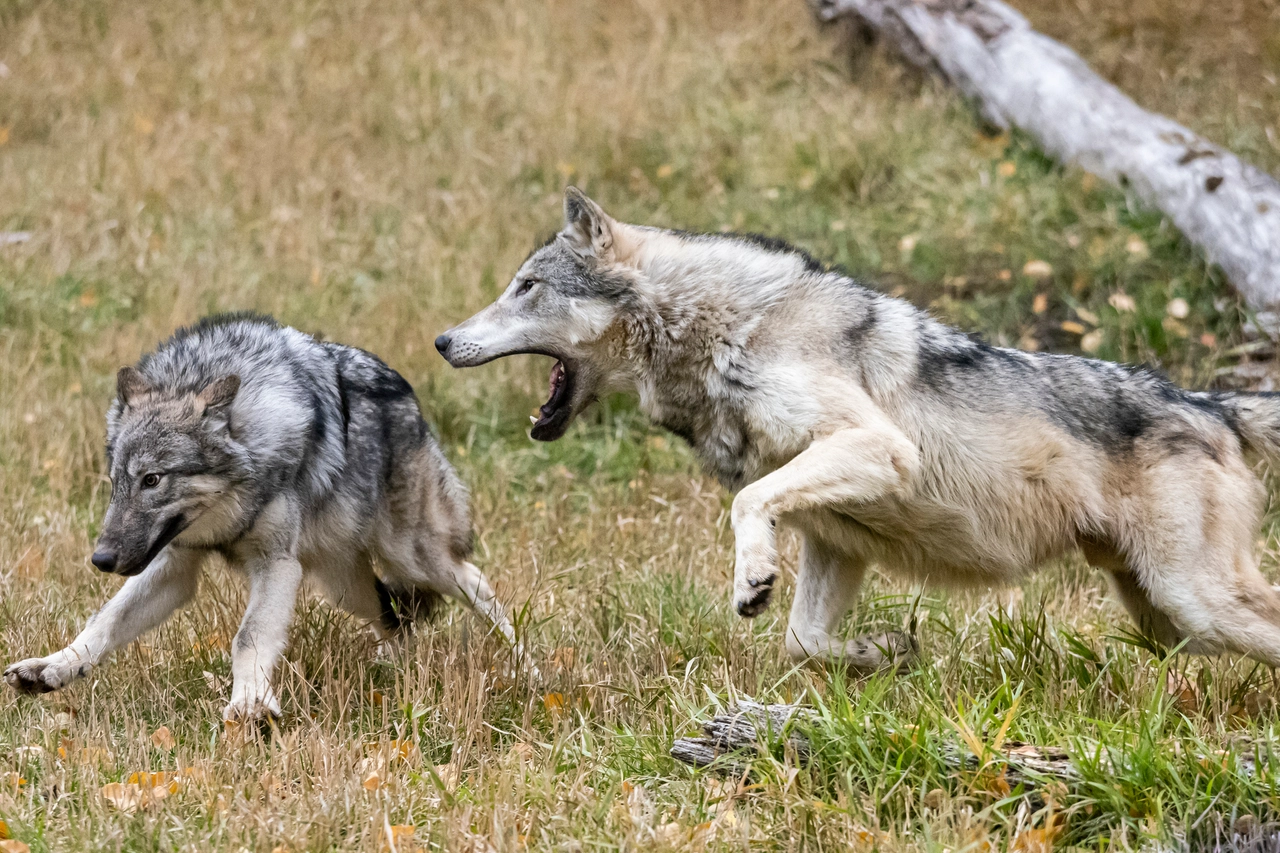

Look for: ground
[2,0,1280,850]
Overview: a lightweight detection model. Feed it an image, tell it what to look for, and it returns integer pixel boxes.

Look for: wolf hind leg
[785,534,915,672]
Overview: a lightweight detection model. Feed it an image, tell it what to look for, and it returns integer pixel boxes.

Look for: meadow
[2,0,1280,849]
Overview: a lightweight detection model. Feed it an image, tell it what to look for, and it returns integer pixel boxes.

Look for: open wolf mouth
[530,359,576,441]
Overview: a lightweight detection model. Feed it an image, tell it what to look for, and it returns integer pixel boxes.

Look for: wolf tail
[375,579,443,634]
[1225,392,1280,464]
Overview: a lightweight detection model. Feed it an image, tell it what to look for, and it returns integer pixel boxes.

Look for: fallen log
[670,701,1076,788]
[813,0,1280,315]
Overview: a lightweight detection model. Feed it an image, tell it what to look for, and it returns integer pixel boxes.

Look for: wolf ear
[195,374,240,415]
[117,367,153,407]
[560,187,616,261]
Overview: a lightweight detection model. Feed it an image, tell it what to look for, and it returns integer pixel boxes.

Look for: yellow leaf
[0,820,8,839]
[543,692,567,717]
[550,647,576,670]
[389,739,419,765]
[1032,293,1048,314]
[151,726,176,750]
[432,762,459,792]
[1011,825,1061,853]
[1060,321,1086,335]
[2,773,26,792]
[0,841,29,853]
[362,771,382,791]
[101,782,150,813]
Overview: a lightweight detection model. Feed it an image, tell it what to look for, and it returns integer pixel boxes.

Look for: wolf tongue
[548,360,565,400]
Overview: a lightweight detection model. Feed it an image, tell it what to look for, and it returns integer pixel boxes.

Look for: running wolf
[6,314,520,721]
[435,187,1280,670]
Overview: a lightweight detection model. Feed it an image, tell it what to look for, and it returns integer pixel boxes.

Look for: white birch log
[814,0,1280,314]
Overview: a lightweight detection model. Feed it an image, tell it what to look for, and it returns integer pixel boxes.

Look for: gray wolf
[6,314,521,721]
[435,187,1280,671]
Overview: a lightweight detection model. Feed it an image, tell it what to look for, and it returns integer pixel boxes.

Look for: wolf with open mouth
[437,187,1280,673]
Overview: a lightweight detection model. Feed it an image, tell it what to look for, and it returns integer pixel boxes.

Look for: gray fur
[6,314,521,720]
[439,187,1280,672]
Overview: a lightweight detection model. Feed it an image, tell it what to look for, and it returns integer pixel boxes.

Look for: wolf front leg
[5,547,204,694]
[785,534,916,670]
[730,425,917,617]
[225,555,303,723]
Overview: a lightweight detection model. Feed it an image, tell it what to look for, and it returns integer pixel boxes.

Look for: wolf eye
[141,473,162,489]
[515,277,540,297]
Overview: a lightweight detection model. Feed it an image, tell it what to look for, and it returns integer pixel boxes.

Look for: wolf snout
[434,333,452,356]
[90,549,118,573]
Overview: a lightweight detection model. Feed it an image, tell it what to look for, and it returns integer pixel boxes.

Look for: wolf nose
[90,550,117,573]
[434,333,452,356]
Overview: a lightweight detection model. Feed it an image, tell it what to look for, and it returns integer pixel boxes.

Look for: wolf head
[94,368,246,576]
[435,188,640,441]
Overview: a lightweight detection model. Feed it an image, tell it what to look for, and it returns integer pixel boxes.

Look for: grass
[2,0,1280,849]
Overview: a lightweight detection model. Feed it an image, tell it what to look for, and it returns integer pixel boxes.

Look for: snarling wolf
[6,314,520,721]
[436,187,1280,671]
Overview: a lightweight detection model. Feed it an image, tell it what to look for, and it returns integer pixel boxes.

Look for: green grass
[1,0,1279,849]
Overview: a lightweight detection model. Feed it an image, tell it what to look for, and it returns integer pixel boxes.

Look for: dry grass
[2,0,1280,850]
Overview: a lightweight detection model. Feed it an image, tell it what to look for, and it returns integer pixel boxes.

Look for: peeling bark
[814,0,1280,313]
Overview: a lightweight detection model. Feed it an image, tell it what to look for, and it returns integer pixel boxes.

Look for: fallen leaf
[1023,260,1053,279]
[389,739,419,766]
[852,825,891,845]
[1012,825,1061,853]
[0,841,29,853]
[543,692,568,718]
[432,762,459,793]
[922,788,947,810]
[363,771,382,791]
[1060,320,1086,335]
[509,742,535,761]
[0,820,8,838]
[101,782,158,813]
[550,647,576,670]
[384,824,417,852]
[1165,670,1200,712]
[1108,292,1137,312]
[151,726,176,750]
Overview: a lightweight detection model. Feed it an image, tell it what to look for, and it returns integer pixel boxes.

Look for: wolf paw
[4,657,83,695]
[734,573,778,618]
[843,631,918,673]
[223,692,281,725]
